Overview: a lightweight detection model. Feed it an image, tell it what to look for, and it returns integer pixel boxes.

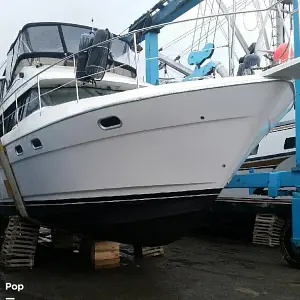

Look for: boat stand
[0,216,39,269]
[225,0,300,267]
[252,214,285,247]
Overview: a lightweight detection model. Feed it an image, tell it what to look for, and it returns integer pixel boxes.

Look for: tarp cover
[85,29,111,81]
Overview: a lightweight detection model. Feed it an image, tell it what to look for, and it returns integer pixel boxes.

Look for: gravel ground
[1,234,300,300]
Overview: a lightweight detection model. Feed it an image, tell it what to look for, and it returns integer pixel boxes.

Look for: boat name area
[5,283,24,292]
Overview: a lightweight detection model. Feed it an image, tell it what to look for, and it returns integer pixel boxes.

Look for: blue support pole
[292,192,300,246]
[145,31,159,85]
[292,0,300,246]
[248,168,255,195]
[293,0,300,167]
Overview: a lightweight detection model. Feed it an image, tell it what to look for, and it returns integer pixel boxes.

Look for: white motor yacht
[0,22,296,245]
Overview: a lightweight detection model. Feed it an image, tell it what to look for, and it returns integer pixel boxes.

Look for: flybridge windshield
[5,22,136,86]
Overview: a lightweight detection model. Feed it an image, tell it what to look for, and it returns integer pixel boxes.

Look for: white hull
[0,76,294,203]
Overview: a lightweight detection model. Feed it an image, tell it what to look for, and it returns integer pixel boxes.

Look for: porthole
[98,116,122,130]
[31,138,42,150]
[15,145,23,156]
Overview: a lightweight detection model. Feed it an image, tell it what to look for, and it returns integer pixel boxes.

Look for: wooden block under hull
[142,246,164,258]
[91,242,164,268]
[94,241,120,252]
[92,241,121,269]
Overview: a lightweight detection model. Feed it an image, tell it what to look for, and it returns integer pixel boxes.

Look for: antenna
[91,18,94,32]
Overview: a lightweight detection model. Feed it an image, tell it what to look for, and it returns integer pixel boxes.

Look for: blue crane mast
[128,0,205,84]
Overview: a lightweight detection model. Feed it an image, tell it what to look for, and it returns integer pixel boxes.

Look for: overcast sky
[0,0,158,59]
[0,0,288,77]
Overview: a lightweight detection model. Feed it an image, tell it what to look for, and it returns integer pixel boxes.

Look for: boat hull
[0,76,295,245]
[3,189,219,246]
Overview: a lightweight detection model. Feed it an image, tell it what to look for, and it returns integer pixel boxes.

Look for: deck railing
[0,0,288,135]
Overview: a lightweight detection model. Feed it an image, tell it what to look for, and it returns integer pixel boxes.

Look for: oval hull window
[15,145,23,156]
[98,116,122,130]
[31,138,42,150]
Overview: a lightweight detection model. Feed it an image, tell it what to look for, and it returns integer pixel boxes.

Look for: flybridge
[5,22,136,89]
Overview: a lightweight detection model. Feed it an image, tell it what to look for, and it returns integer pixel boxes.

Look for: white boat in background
[242,120,295,171]
[0,22,296,246]
[220,99,296,200]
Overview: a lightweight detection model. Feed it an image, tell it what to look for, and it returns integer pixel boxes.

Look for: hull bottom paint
[1,189,220,246]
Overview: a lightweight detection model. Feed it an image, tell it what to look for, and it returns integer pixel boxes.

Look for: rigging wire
[242,2,259,31]
[183,0,251,56]
[205,0,217,44]
[198,0,209,49]
[275,6,293,62]
[191,2,203,51]
[119,26,130,36]
[179,0,251,58]
[162,16,224,51]
[0,60,6,74]
[160,0,246,52]
[213,0,222,43]
[208,0,238,62]
[0,60,6,69]
[230,0,237,76]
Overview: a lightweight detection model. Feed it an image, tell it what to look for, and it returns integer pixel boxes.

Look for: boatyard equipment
[226,0,300,268]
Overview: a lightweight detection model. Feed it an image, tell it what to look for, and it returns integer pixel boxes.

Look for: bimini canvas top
[5,22,136,87]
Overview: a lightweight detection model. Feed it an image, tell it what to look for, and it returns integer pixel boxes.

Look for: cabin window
[5,51,13,85]
[0,80,5,102]
[1,86,121,135]
[4,102,16,133]
[0,79,5,101]
[25,90,40,117]
[2,90,39,135]
[0,114,3,137]
[14,89,41,122]
[284,137,295,150]
[11,38,20,72]
[40,87,116,106]
[249,144,259,156]
[17,91,29,121]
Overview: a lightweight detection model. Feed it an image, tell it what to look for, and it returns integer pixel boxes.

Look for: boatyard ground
[2,226,300,300]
